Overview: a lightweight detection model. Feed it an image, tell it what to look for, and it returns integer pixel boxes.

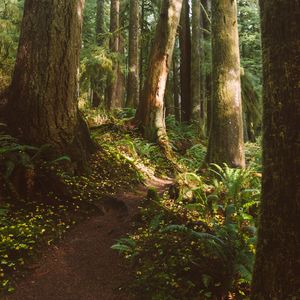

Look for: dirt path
[4,178,172,300]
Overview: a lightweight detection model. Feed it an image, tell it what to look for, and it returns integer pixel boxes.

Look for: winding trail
[5,178,172,300]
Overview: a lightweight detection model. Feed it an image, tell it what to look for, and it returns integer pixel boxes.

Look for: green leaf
[50,156,71,164]
[111,244,132,253]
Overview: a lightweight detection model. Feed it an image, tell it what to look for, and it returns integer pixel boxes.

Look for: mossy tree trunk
[135,0,183,144]
[6,0,95,168]
[206,0,245,168]
[179,0,192,123]
[251,1,300,298]
[126,0,140,108]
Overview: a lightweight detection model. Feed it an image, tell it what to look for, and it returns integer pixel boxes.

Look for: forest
[0,0,299,299]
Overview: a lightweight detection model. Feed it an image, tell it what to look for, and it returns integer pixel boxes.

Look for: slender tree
[206,0,245,168]
[179,0,192,123]
[191,0,201,120]
[191,0,206,134]
[116,6,125,107]
[202,0,212,136]
[135,0,183,144]
[251,1,300,298]
[126,0,140,108]
[96,0,105,46]
[139,0,145,93]
[107,0,124,109]
[92,0,106,108]
[6,0,94,166]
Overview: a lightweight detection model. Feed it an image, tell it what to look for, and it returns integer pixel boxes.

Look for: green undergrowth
[113,161,261,299]
[89,111,207,177]
[0,109,262,297]
[0,129,142,294]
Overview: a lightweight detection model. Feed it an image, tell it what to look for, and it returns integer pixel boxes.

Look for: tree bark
[179,0,192,123]
[126,0,140,108]
[135,0,183,143]
[165,75,173,117]
[6,0,95,168]
[251,1,300,298]
[206,0,245,168]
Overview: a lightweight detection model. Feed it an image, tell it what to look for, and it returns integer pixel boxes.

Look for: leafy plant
[113,160,261,299]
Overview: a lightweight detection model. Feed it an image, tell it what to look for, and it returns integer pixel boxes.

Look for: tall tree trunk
[135,0,183,144]
[251,1,300,299]
[107,0,123,109]
[206,0,245,168]
[191,0,201,120]
[179,0,192,123]
[6,0,94,167]
[191,0,206,135]
[92,0,106,108]
[139,0,145,94]
[115,1,126,106]
[126,0,140,108]
[202,0,212,136]
[116,22,125,107]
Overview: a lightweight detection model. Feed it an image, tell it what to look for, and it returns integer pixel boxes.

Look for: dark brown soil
[4,178,171,300]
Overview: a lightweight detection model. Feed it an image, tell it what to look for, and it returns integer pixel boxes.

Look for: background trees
[0,0,264,167]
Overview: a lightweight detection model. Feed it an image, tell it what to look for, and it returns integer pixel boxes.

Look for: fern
[162,224,224,246]
[111,237,136,254]
[209,163,253,201]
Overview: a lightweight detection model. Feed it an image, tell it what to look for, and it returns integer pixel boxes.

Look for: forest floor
[1,113,261,299]
[3,177,172,300]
